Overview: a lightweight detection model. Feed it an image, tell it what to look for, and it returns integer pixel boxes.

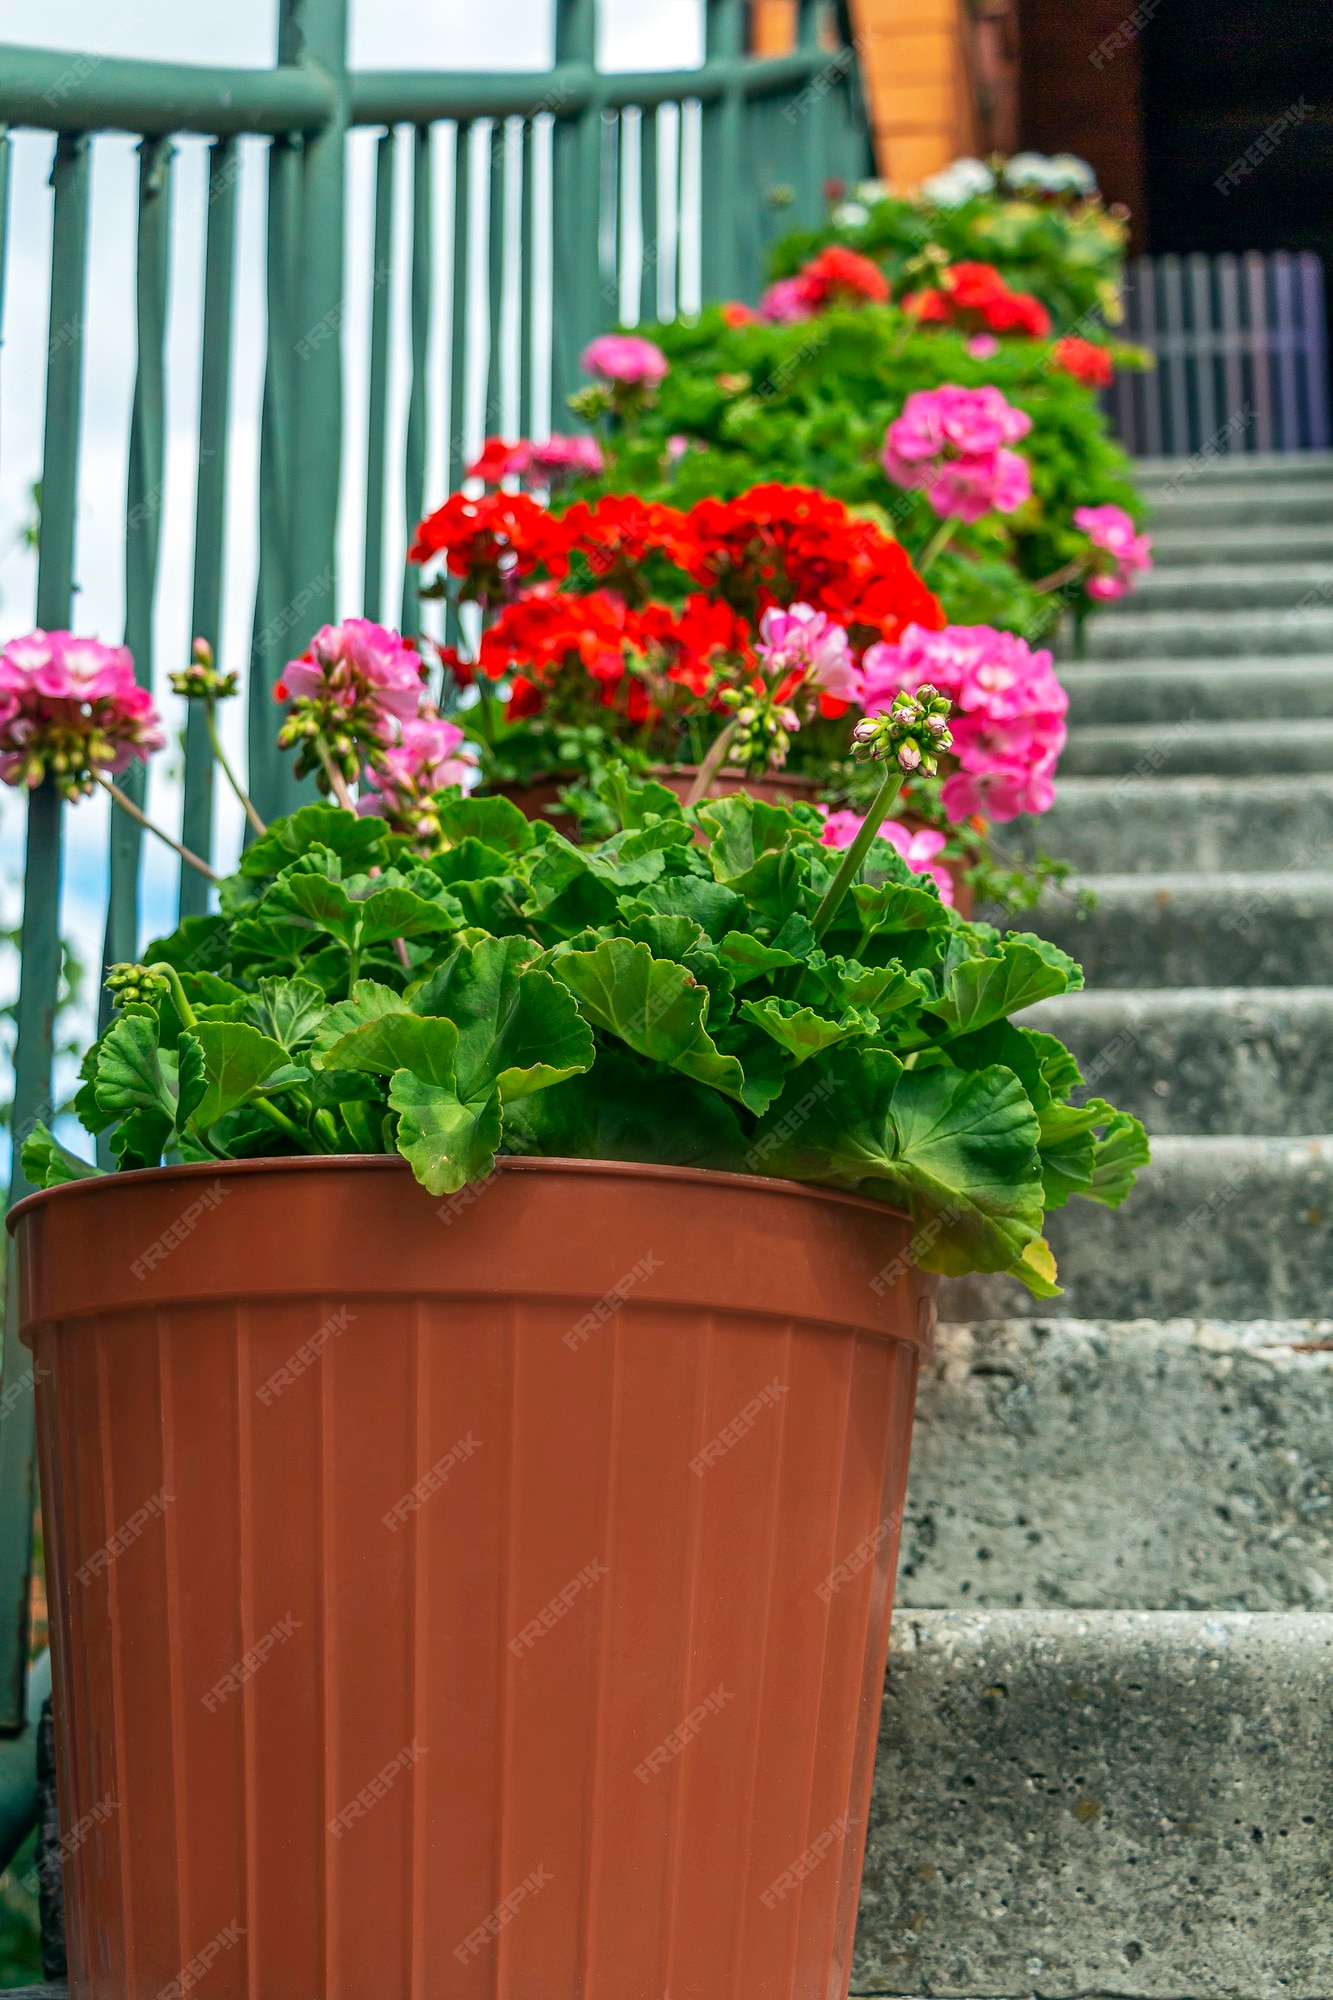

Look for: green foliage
[598,306,1144,635]
[771,185,1130,331]
[34,786,1146,1293]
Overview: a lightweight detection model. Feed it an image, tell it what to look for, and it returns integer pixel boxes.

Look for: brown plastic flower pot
[10,1155,935,1999]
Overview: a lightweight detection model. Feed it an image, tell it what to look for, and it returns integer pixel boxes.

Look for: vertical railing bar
[550,0,602,415]
[485,119,505,440]
[1217,253,1244,450]
[362,128,395,623]
[1300,253,1330,451]
[518,118,536,439]
[0,131,92,1734]
[1245,251,1274,453]
[284,0,348,641]
[179,137,239,923]
[701,0,745,302]
[1187,253,1217,453]
[640,105,659,326]
[400,123,431,637]
[1272,252,1300,451]
[100,137,175,1074]
[0,126,10,470]
[247,137,301,821]
[444,121,470,651]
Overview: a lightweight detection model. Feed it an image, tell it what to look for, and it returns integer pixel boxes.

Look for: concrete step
[1059,718,1333,777]
[898,1318,1333,1613]
[1026,988,1333,1136]
[942,1134,1333,1322]
[853,1610,1333,1998]
[1061,659,1333,726]
[1150,524,1333,566]
[1021,873,1333,987]
[1014,776,1333,876]
[1135,449,1333,484]
[1140,487,1333,531]
[1079,606,1333,658]
[1102,563,1333,613]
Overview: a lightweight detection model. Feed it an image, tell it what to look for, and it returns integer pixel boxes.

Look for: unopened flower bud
[897,740,922,773]
[106,962,170,1009]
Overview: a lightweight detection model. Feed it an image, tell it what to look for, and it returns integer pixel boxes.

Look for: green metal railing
[0,1,871,1740]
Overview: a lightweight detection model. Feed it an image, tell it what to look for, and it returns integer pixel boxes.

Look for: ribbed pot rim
[7,1151,910,1233]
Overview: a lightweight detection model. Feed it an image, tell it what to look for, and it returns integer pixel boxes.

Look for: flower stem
[811,765,904,941]
[314,734,357,813]
[253,1096,310,1148]
[96,775,219,883]
[159,963,197,1032]
[915,516,957,576]
[205,701,267,836]
[684,718,740,809]
[1032,556,1087,594]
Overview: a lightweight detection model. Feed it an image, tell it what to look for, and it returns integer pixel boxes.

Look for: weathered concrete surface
[1025,989,1333,1136]
[942,1136,1333,1322]
[1063,659,1333,726]
[851,1612,1333,1998]
[1021,873,1333,988]
[1076,606,1333,658]
[1010,775,1333,877]
[1059,718,1333,777]
[897,1320,1333,1612]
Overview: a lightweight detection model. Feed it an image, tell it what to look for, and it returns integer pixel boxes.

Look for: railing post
[702,0,748,303]
[794,0,831,230]
[550,0,602,422]
[0,134,92,1732]
[179,137,239,917]
[101,135,174,1039]
[249,0,348,822]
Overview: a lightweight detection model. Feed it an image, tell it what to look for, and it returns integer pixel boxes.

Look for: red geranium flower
[798,245,891,309]
[1051,335,1115,388]
[562,494,698,587]
[477,586,636,685]
[409,491,571,597]
[905,261,1051,340]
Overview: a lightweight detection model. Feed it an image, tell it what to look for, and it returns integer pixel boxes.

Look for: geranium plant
[22,746,1147,1297]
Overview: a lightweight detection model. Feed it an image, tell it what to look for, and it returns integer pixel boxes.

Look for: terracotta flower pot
[11,1156,934,2000]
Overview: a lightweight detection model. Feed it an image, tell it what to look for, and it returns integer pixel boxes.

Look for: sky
[0,1,701,1134]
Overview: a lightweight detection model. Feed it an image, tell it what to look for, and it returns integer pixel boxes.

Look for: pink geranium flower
[861,622,1067,822]
[281,618,424,735]
[756,603,859,701]
[820,806,954,904]
[1075,503,1153,600]
[580,334,670,386]
[360,715,475,832]
[882,385,1034,522]
[758,276,816,324]
[0,629,165,798]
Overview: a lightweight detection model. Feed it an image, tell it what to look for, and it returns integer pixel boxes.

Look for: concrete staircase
[855,454,1333,1997]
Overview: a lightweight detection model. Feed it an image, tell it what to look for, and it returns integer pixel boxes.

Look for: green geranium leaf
[313,979,410,1051]
[436,792,536,854]
[1087,1106,1150,1207]
[174,1032,208,1132]
[241,802,387,878]
[417,935,595,1101]
[739,995,865,1066]
[21,1123,102,1189]
[95,1013,176,1124]
[623,875,746,940]
[928,933,1083,1037]
[193,1023,290,1129]
[594,766,686,829]
[264,868,359,946]
[715,932,804,985]
[505,1050,748,1170]
[388,1070,505,1195]
[324,1013,460,1087]
[551,937,746,1102]
[247,977,328,1053]
[355,885,462,946]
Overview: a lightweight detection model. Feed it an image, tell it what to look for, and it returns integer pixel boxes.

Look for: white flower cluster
[918,152,1098,208]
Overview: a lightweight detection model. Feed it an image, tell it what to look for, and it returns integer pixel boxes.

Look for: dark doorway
[1142,0,1333,263]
